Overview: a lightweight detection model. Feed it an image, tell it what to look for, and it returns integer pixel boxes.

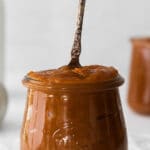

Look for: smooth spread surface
[27,65,118,84]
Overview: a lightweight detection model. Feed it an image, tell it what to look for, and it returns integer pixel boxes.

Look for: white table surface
[1,85,150,150]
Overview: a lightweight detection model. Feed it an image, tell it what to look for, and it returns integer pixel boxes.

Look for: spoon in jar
[68,0,86,68]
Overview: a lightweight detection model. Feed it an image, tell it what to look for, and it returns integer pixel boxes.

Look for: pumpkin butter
[128,38,150,115]
[21,65,127,150]
[20,0,128,149]
[27,65,118,84]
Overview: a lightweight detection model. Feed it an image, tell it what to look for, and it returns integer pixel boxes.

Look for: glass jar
[0,0,7,123]
[21,72,127,150]
[128,38,150,115]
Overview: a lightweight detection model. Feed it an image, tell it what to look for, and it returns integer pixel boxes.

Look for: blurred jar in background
[128,38,150,115]
[0,0,7,123]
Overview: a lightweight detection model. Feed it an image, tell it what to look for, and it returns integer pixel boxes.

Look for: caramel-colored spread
[21,0,127,149]
[21,77,127,150]
[21,65,127,150]
[27,65,118,85]
[128,38,150,115]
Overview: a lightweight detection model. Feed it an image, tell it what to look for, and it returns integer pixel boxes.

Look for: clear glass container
[128,38,150,115]
[21,72,127,150]
[0,0,7,123]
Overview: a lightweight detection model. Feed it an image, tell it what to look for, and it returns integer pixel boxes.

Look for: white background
[3,0,150,90]
[1,0,150,149]
[4,0,150,89]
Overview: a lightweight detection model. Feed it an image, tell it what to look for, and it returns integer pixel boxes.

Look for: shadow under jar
[21,65,127,150]
[128,38,150,115]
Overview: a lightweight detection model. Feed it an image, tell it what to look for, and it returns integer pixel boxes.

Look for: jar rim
[131,37,150,42]
[22,74,124,92]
